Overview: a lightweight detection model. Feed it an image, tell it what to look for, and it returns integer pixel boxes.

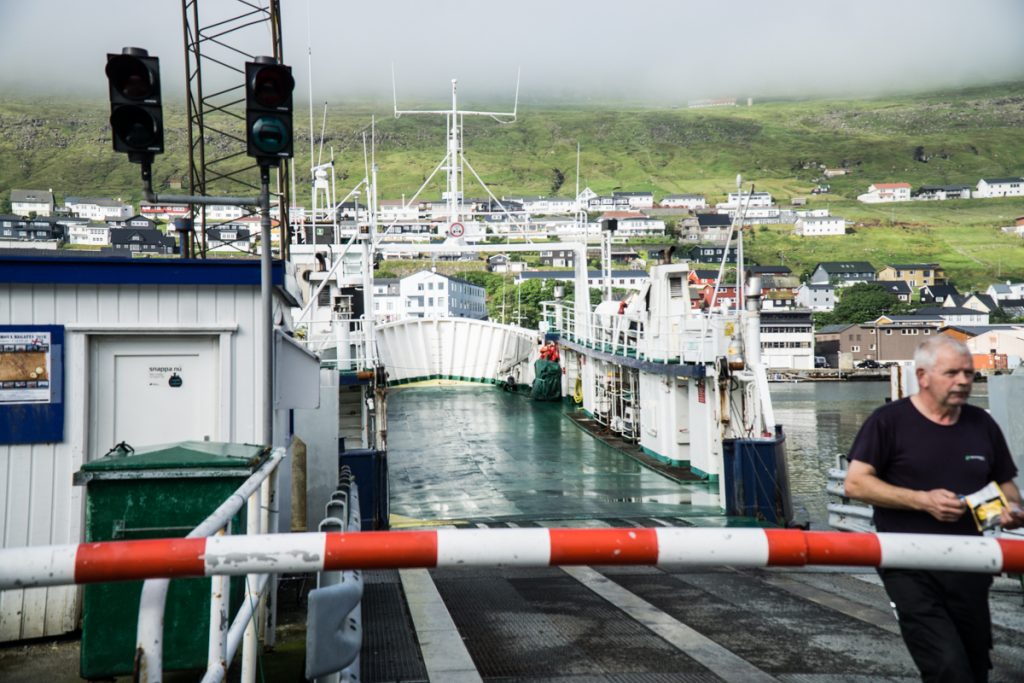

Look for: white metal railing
[135,447,285,683]
[297,317,376,370]
[542,301,737,364]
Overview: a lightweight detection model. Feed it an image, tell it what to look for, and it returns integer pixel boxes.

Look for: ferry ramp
[375,317,538,386]
[354,385,1024,683]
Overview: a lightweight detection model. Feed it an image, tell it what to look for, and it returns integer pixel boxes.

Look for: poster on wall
[0,325,63,444]
[0,331,52,404]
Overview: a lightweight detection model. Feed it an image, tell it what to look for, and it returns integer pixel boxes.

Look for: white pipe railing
[135,447,285,683]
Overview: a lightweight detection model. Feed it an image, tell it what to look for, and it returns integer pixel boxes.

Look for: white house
[964,326,1024,366]
[600,211,665,237]
[975,177,1024,198]
[857,183,912,203]
[660,194,707,210]
[795,284,836,312]
[794,215,846,236]
[10,189,54,217]
[64,197,133,221]
[721,191,773,209]
[612,191,654,210]
[516,270,648,291]
[66,222,111,247]
[986,282,1024,303]
[400,270,487,320]
[378,200,420,223]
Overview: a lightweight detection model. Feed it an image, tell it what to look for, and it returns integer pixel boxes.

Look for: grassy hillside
[1,84,1023,288]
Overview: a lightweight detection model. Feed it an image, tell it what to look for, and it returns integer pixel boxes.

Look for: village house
[945,292,998,314]
[612,191,655,210]
[538,248,576,268]
[0,215,67,250]
[400,271,487,320]
[914,184,972,201]
[793,215,846,236]
[516,270,649,291]
[598,211,666,237]
[110,228,177,255]
[64,197,133,222]
[877,263,946,290]
[205,226,253,253]
[975,177,1024,199]
[857,182,911,203]
[10,189,55,217]
[836,320,940,366]
[918,306,990,326]
[919,283,959,305]
[659,194,707,210]
[108,214,159,230]
[719,191,773,209]
[66,222,111,247]
[809,261,876,287]
[687,244,737,264]
[682,213,733,243]
[877,280,913,303]
[986,282,1024,302]
[795,283,837,312]
[587,195,633,211]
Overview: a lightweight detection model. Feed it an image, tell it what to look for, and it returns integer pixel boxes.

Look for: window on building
[852,345,860,352]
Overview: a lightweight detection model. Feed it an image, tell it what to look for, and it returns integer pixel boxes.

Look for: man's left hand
[999,505,1024,530]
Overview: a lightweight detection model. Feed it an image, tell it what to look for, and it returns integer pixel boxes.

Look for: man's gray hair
[913,334,971,371]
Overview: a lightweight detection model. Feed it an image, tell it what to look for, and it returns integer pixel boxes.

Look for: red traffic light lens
[251,66,294,108]
[106,55,157,100]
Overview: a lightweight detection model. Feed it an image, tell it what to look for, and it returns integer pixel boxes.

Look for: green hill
[1,83,1023,288]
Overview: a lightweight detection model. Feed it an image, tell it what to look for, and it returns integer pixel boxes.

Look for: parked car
[814,356,829,368]
[856,359,881,369]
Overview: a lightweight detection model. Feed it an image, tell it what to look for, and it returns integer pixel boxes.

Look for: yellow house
[877,263,946,290]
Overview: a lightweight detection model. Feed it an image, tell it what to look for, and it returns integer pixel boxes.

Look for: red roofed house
[857,182,912,204]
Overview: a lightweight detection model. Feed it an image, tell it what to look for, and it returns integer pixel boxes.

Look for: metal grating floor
[360,569,429,683]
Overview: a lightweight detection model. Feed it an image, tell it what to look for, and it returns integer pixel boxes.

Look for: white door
[90,336,220,457]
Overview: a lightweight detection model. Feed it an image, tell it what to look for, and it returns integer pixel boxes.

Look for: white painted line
[399,568,483,683]
[563,565,777,683]
[656,527,770,566]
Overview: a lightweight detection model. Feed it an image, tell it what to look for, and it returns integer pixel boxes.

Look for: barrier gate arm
[3,527,1024,590]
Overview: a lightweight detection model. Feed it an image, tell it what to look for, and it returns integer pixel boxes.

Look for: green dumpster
[74,441,270,679]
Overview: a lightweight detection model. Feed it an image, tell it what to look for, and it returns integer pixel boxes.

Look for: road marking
[399,568,483,683]
[754,571,900,635]
[563,565,777,683]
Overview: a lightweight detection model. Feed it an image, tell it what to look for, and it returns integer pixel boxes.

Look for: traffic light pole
[140,161,275,448]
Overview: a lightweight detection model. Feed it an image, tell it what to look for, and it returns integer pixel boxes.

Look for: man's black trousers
[879,568,993,683]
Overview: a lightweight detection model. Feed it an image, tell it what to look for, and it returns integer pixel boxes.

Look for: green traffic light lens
[106,55,157,100]
[251,116,290,154]
[111,106,160,147]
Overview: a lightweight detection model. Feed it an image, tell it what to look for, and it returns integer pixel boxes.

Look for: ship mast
[393,70,520,244]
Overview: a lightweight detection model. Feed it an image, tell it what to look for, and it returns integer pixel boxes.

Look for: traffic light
[105,47,163,163]
[245,57,294,166]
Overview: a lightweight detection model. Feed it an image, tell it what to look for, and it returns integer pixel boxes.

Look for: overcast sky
[1,0,1023,105]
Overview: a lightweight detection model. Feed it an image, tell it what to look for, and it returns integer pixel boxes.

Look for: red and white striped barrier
[3,528,1023,590]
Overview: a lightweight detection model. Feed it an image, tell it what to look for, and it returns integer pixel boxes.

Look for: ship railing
[297,316,377,371]
[542,301,728,365]
[136,447,285,683]
[826,453,875,533]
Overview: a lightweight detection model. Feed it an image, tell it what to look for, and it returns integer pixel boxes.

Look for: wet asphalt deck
[3,384,1023,681]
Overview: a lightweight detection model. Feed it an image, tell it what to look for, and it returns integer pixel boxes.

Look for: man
[845,335,1023,683]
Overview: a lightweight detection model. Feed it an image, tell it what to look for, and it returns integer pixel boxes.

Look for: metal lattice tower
[181,0,291,258]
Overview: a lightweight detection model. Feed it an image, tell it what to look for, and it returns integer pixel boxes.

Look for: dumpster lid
[80,441,270,473]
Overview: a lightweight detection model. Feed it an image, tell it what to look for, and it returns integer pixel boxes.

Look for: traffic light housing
[105,47,163,163]
[245,57,294,166]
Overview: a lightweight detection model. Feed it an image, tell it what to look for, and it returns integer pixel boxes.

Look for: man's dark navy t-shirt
[848,398,1017,535]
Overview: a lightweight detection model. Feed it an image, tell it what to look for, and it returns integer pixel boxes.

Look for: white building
[976,177,1024,198]
[612,191,655,210]
[64,197,133,221]
[600,211,666,237]
[66,222,111,247]
[795,284,836,312]
[10,189,54,217]
[721,191,773,209]
[660,194,707,210]
[794,215,846,236]
[857,183,912,203]
[0,254,318,642]
[964,327,1024,366]
[986,282,1024,303]
[760,310,814,369]
[377,200,420,223]
[516,270,648,291]
[400,270,487,320]
[140,202,190,221]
